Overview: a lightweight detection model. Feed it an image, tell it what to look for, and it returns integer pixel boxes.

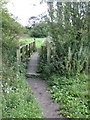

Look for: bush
[27,22,48,38]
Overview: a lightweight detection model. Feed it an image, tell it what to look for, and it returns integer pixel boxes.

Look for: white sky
[7,0,48,26]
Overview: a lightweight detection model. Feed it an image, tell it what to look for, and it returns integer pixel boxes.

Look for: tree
[27,21,48,38]
[46,1,89,76]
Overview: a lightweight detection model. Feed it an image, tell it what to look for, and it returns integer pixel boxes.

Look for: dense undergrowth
[48,74,89,118]
[2,64,42,118]
[1,1,42,118]
[38,2,89,118]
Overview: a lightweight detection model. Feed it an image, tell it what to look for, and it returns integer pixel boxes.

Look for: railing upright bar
[26,45,28,56]
[17,40,36,63]
[29,44,31,57]
[17,47,21,63]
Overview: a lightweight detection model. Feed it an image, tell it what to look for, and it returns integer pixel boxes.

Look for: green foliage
[38,2,89,118]
[35,38,44,48]
[48,74,89,118]
[38,61,56,79]
[2,8,23,36]
[2,71,42,118]
[19,38,44,48]
[28,22,48,38]
[43,2,89,76]
[2,1,42,118]
[19,38,32,45]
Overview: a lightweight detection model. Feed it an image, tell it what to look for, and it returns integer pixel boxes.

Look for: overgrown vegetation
[38,1,89,118]
[19,38,44,48]
[26,22,48,38]
[2,65,42,118]
[2,1,42,118]
[45,2,89,76]
[1,0,89,118]
[48,74,89,118]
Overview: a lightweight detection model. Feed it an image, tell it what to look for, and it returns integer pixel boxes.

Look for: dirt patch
[27,78,61,118]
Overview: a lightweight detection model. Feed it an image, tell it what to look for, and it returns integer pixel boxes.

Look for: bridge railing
[17,40,35,63]
[41,37,56,63]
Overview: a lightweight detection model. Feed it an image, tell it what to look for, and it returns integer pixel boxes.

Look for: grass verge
[2,64,42,118]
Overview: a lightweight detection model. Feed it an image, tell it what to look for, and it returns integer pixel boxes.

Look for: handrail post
[47,44,50,63]
[31,42,33,54]
[22,47,25,62]
[29,43,31,57]
[26,45,28,56]
[17,46,21,64]
[27,44,29,57]
[41,46,43,58]
[33,39,36,52]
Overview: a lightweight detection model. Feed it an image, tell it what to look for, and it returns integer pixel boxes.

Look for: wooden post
[22,47,25,62]
[29,43,31,57]
[26,45,28,56]
[27,44,29,57]
[33,39,36,51]
[20,47,23,61]
[17,47,21,64]
[47,44,51,63]
[32,41,34,52]
[41,46,43,58]
[31,42,33,54]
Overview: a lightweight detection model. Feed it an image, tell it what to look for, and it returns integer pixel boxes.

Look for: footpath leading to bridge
[26,52,63,118]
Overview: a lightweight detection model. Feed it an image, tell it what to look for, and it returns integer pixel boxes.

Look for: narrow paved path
[27,52,63,118]
[27,52,39,74]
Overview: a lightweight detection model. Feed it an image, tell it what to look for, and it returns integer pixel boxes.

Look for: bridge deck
[27,52,40,77]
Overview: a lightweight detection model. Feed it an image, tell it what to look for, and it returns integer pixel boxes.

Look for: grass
[35,38,45,49]
[48,74,89,118]
[2,64,43,118]
[2,76,43,118]
[19,37,44,48]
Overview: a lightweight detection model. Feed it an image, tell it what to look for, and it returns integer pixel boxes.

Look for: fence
[41,37,56,63]
[17,40,35,63]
